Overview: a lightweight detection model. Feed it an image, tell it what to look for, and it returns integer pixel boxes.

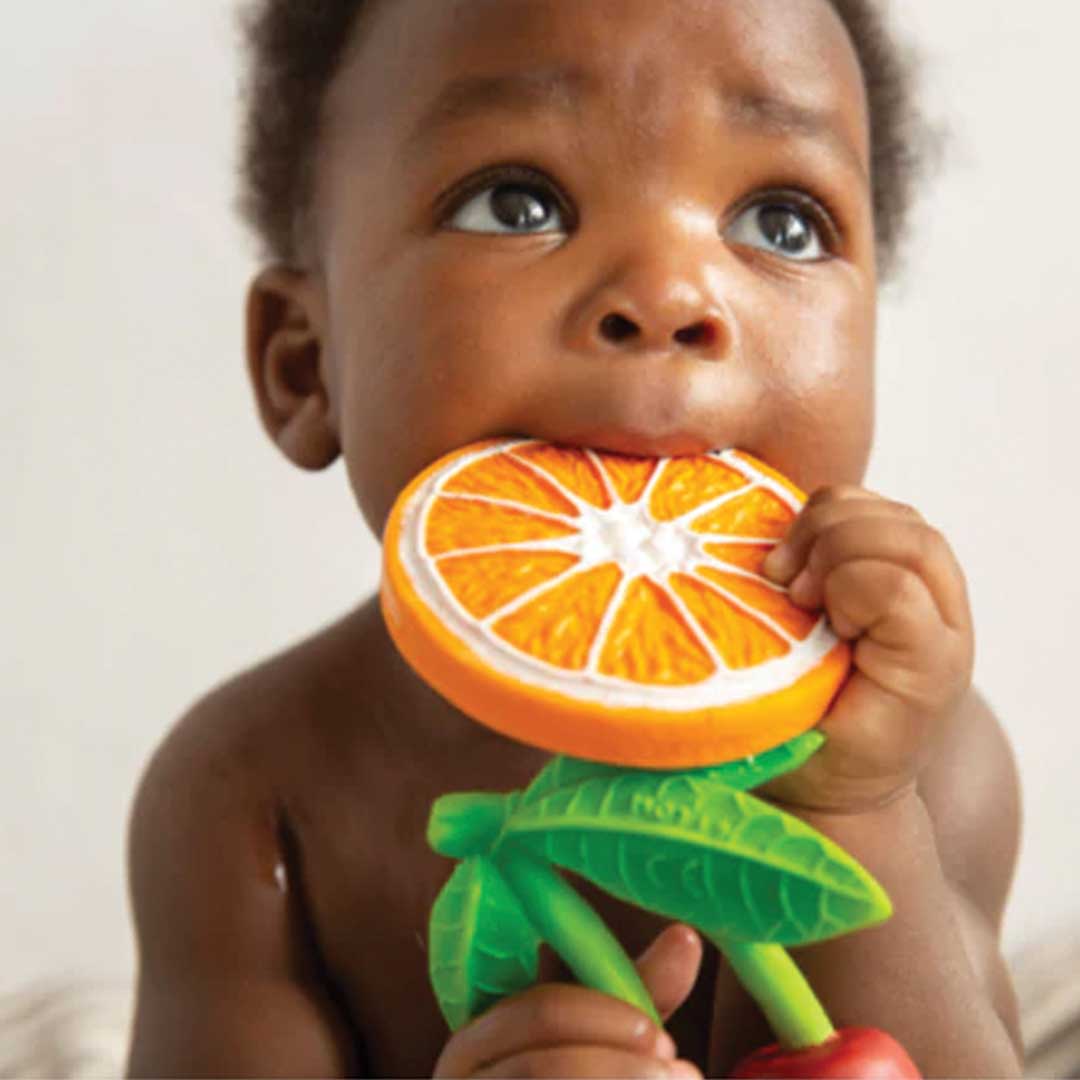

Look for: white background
[3,1,1078,995]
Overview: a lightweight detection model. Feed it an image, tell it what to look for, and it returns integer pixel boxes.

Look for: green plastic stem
[496,844,662,1027]
[712,937,835,1050]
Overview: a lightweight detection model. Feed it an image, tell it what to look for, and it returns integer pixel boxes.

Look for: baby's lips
[560,426,729,458]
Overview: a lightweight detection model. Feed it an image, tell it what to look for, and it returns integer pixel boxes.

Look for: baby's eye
[725,198,829,262]
[445,169,568,235]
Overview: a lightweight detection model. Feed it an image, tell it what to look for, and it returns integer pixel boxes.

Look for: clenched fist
[434,923,704,1078]
[761,485,974,814]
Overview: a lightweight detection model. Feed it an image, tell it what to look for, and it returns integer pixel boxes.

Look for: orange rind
[380,438,851,768]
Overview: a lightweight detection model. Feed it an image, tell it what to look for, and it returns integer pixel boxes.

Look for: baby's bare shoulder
[125,603,387,1076]
[152,599,385,777]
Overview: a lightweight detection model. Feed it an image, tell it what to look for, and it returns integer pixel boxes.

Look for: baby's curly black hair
[236,0,936,282]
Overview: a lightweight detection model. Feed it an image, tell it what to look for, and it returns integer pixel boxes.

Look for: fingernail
[763,544,793,581]
[667,1061,702,1078]
[654,1031,677,1060]
[674,924,700,949]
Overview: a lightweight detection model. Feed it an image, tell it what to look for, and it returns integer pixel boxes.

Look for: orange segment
[443,452,580,517]
[649,458,750,522]
[425,497,579,556]
[695,566,818,639]
[690,486,795,538]
[512,443,612,509]
[596,453,659,503]
[669,572,791,669]
[702,542,773,574]
[597,577,715,685]
[437,550,582,620]
[493,564,623,670]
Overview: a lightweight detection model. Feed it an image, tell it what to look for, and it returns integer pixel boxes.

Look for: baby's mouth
[552,427,726,459]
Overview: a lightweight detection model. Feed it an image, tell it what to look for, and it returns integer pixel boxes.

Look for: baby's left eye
[444,176,567,235]
[725,200,828,262]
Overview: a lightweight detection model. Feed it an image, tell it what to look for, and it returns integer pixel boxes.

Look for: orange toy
[380,438,851,768]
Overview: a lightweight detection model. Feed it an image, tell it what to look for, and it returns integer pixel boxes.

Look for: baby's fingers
[783,516,971,632]
[763,487,899,583]
[824,560,972,705]
[472,1046,701,1079]
[635,924,703,1022]
[434,984,672,1078]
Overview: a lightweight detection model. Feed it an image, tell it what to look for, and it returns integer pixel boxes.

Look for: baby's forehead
[380,0,852,63]
[330,0,868,149]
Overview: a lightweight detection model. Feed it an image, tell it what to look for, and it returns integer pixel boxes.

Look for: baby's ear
[245,266,340,470]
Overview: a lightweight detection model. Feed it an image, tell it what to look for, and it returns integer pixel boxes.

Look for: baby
[125,1,1025,1076]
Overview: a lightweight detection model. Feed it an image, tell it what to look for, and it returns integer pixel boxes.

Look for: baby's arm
[706,689,1022,1077]
[125,696,356,1078]
[783,689,1021,1076]
[916,687,1023,1047]
[711,488,1025,1077]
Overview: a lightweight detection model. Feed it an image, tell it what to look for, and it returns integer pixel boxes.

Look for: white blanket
[0,980,132,1080]
[3,935,1080,1079]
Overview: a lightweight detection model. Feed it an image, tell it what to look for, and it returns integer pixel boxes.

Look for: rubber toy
[380,438,921,1078]
[730,1026,919,1078]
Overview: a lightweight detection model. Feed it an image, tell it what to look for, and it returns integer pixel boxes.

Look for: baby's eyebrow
[402,64,867,188]
[404,65,595,152]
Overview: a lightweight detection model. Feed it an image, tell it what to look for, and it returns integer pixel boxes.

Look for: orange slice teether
[380,438,851,768]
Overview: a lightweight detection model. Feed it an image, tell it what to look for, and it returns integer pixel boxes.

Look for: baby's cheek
[807,291,873,427]
[324,239,553,532]
[751,344,874,490]
[336,344,520,539]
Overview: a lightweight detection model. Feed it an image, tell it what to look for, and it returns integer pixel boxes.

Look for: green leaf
[521,755,629,805]
[691,731,826,792]
[428,792,515,857]
[428,855,542,1030]
[499,772,891,946]
[521,732,824,810]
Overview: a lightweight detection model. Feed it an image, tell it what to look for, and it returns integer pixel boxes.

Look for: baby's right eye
[443,166,569,235]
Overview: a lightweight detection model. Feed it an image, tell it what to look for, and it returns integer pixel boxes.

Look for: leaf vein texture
[428,856,541,1030]
[616,836,647,907]
[644,852,669,893]
[501,771,889,945]
[737,860,767,939]
[510,810,866,896]
[430,917,471,934]
[680,857,707,901]
[778,873,808,939]
[476,945,526,962]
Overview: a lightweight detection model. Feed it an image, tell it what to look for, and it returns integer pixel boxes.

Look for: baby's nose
[568,268,734,362]
[598,311,721,350]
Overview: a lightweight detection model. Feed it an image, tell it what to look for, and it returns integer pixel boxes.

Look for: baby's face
[304,0,875,539]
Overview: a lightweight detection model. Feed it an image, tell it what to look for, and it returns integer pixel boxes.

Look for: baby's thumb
[634,924,704,1022]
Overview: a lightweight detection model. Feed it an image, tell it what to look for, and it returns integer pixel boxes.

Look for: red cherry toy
[731,1026,920,1079]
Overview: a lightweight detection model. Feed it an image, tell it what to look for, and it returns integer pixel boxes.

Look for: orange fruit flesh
[380,439,851,768]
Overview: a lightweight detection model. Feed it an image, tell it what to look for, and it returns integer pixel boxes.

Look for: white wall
[3,1,1077,994]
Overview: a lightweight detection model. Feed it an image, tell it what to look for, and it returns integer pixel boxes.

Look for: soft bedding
[2,932,1079,1078]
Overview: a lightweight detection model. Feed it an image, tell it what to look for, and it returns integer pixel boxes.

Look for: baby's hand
[433,923,703,1079]
[761,485,974,814]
